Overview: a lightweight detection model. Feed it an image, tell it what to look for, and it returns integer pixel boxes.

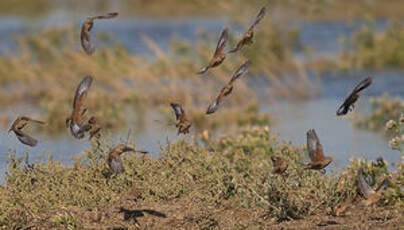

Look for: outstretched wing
[248,6,267,31]
[73,76,93,109]
[229,60,251,83]
[92,12,119,20]
[15,130,38,147]
[357,168,374,198]
[170,103,184,121]
[353,77,372,95]
[306,129,324,162]
[214,28,229,57]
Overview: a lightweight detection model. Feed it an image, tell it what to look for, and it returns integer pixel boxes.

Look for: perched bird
[170,103,192,135]
[81,12,119,55]
[357,168,390,206]
[197,28,229,74]
[271,156,288,174]
[229,6,266,53]
[66,76,93,139]
[8,116,45,147]
[108,144,148,174]
[305,129,332,173]
[336,77,372,116]
[206,60,251,114]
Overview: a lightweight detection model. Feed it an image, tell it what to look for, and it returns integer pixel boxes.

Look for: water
[0,15,403,180]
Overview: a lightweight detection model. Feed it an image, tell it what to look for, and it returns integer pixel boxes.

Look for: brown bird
[77,116,101,140]
[87,116,101,139]
[9,116,45,147]
[66,76,93,139]
[336,77,372,116]
[229,6,266,53]
[108,144,148,174]
[197,28,229,74]
[81,12,119,55]
[357,168,390,206]
[271,156,288,174]
[206,60,251,114]
[305,129,332,173]
[170,103,192,135]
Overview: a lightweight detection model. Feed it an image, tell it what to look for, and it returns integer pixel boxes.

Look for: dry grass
[0,126,402,228]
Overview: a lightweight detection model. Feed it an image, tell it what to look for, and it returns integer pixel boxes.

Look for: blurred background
[0,0,403,175]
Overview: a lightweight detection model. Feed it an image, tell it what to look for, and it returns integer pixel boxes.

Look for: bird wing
[92,12,119,20]
[357,168,375,199]
[229,60,251,83]
[73,76,93,109]
[14,130,38,147]
[248,6,267,31]
[307,129,324,162]
[352,77,372,95]
[214,28,229,57]
[170,103,184,121]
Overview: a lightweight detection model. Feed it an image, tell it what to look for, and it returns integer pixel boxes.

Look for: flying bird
[206,60,251,114]
[305,129,332,173]
[170,103,192,135]
[81,12,119,55]
[66,76,93,139]
[108,144,148,174]
[197,28,229,74]
[271,156,288,174]
[8,116,45,147]
[357,168,390,206]
[337,77,372,116]
[229,6,266,53]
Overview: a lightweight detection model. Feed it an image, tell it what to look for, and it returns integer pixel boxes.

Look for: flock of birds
[6,7,387,205]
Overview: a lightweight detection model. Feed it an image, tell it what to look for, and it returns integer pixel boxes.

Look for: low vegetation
[353,94,404,132]
[0,126,402,228]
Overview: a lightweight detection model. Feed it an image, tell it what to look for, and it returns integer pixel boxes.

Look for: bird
[336,77,372,116]
[228,6,266,53]
[271,156,288,174]
[66,76,93,139]
[305,129,332,173]
[107,144,148,174]
[206,60,251,114]
[170,103,192,135]
[357,167,390,206]
[88,116,101,139]
[8,116,45,147]
[197,28,229,75]
[81,12,119,55]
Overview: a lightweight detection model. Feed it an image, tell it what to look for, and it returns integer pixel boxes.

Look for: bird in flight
[271,156,288,174]
[357,167,390,206]
[229,6,266,53]
[81,12,119,55]
[206,60,251,114]
[337,77,372,116]
[66,76,93,139]
[170,103,192,135]
[304,129,332,173]
[9,116,45,147]
[197,28,229,75]
[108,144,148,174]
